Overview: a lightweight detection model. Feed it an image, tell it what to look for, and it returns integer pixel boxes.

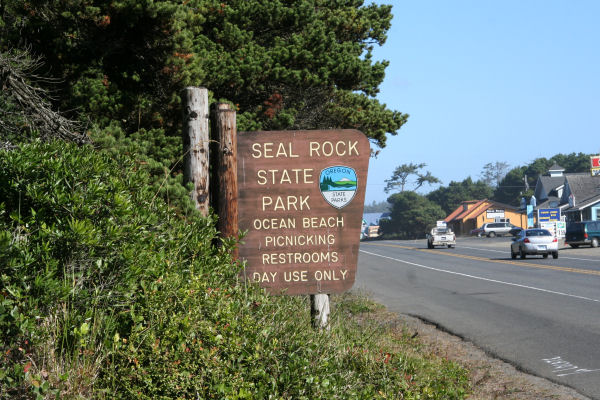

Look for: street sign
[237,129,370,295]
[538,208,561,223]
[540,221,557,236]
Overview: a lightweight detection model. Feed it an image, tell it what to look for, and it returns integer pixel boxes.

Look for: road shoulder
[390,310,590,399]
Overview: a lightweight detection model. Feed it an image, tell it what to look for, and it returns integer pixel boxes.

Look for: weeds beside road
[359,295,590,400]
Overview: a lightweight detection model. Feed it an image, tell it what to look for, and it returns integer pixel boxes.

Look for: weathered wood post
[311,293,330,331]
[181,86,210,216]
[210,103,239,257]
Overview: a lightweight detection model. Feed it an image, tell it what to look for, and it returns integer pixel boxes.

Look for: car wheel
[552,251,559,259]
[488,231,496,238]
[511,251,517,259]
[569,244,579,248]
[520,248,526,259]
[543,253,548,259]
[591,238,599,248]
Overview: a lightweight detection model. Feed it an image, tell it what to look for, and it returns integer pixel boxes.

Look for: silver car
[511,229,558,259]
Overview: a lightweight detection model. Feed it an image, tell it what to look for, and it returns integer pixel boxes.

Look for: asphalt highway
[356,236,600,399]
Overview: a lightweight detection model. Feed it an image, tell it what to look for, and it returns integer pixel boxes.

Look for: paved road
[356,237,600,400]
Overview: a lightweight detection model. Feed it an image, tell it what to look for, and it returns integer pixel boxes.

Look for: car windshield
[525,229,551,237]
[434,228,449,234]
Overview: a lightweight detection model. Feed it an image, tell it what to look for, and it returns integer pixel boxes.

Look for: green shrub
[90,123,196,216]
[0,140,228,398]
[1,141,469,399]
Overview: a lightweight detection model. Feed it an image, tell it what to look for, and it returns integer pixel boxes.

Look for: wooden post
[311,293,330,331]
[181,87,210,216]
[210,103,239,256]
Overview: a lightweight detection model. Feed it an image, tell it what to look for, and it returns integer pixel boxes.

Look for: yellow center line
[362,242,600,277]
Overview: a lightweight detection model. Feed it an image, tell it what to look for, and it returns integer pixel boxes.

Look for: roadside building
[532,164,600,222]
[559,174,600,222]
[444,200,525,236]
[444,164,600,236]
[533,163,565,209]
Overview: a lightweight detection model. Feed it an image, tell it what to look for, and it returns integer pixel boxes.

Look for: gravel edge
[392,311,591,400]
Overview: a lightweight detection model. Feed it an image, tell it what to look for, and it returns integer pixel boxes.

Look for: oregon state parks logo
[319,166,357,209]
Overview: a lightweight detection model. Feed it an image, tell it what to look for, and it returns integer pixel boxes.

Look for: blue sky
[365,1,600,204]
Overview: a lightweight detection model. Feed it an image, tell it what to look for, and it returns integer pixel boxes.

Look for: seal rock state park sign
[237,129,370,295]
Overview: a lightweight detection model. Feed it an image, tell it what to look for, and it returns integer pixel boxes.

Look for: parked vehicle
[565,221,600,248]
[470,227,484,237]
[510,229,558,259]
[482,222,520,237]
[427,227,456,248]
[508,226,523,237]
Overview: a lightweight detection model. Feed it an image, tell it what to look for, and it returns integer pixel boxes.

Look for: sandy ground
[394,312,591,400]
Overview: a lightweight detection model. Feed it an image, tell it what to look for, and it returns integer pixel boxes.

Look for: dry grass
[26,309,105,399]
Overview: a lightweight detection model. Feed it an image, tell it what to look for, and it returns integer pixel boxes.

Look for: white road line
[360,249,600,304]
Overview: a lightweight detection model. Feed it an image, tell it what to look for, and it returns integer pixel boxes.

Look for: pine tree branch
[0,49,89,145]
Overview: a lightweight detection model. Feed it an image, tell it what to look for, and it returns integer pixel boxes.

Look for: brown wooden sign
[237,129,370,295]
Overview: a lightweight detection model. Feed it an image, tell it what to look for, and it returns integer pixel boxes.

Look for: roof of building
[548,163,565,172]
[564,174,600,200]
[443,200,480,222]
[445,199,519,223]
[454,200,489,221]
[569,193,600,211]
[536,195,561,209]
[535,176,565,201]
[465,200,520,220]
[562,174,600,211]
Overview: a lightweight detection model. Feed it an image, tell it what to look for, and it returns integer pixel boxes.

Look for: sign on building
[486,209,505,219]
[538,208,561,223]
[556,221,566,238]
[539,221,557,237]
[237,129,369,295]
[591,155,600,176]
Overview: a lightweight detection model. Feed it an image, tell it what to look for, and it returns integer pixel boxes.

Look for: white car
[483,222,519,237]
[510,229,558,259]
[427,227,456,249]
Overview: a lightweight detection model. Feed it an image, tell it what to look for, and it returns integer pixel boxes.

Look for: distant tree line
[363,200,391,213]
[380,153,593,238]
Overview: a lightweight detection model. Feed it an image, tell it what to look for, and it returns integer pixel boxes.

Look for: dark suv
[482,222,519,237]
[565,221,600,248]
